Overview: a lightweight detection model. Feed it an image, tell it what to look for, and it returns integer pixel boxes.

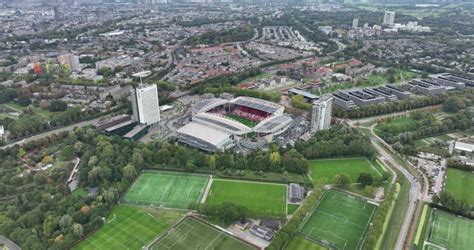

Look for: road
[1,117,104,150]
[368,123,428,250]
[329,39,346,54]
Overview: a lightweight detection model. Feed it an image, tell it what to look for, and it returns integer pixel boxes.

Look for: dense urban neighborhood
[0,0,473,250]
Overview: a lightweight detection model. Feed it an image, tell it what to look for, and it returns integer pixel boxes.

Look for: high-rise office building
[352,18,359,29]
[130,84,160,126]
[383,11,396,26]
[310,95,333,133]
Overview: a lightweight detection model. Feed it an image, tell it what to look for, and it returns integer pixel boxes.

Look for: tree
[357,173,373,187]
[123,164,137,180]
[59,145,75,161]
[443,97,465,113]
[42,155,54,164]
[269,152,281,170]
[59,214,73,230]
[104,188,118,204]
[72,223,84,238]
[17,95,31,107]
[333,174,351,186]
[48,100,68,112]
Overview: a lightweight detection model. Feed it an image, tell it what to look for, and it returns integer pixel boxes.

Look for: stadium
[177,96,293,152]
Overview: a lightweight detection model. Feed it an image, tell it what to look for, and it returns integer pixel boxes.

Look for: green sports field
[308,158,384,184]
[149,216,257,250]
[445,168,474,205]
[225,114,257,127]
[423,210,474,250]
[205,179,287,217]
[74,205,181,250]
[299,189,377,249]
[285,236,327,250]
[123,171,209,209]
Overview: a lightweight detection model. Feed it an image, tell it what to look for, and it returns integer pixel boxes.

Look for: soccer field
[423,210,474,250]
[308,158,384,184]
[299,190,377,249]
[74,205,181,250]
[123,171,209,209]
[150,216,257,250]
[205,179,287,217]
[445,168,474,205]
[225,114,257,127]
[285,236,327,250]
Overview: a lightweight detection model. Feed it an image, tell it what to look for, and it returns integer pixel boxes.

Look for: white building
[130,85,160,126]
[311,95,333,133]
[352,18,359,29]
[58,54,80,71]
[383,11,396,26]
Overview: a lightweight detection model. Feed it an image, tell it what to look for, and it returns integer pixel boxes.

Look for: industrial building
[406,80,446,96]
[336,88,386,107]
[332,74,474,110]
[288,88,319,102]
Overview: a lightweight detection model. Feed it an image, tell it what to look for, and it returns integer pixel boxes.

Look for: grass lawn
[299,189,377,249]
[74,205,181,250]
[308,158,384,184]
[445,168,474,205]
[123,171,209,209]
[288,204,300,215]
[224,114,257,127]
[285,236,327,250]
[205,179,287,217]
[423,210,474,250]
[150,216,257,250]
[72,188,88,198]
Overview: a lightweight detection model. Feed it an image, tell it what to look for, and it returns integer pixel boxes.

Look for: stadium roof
[192,98,228,114]
[177,122,232,147]
[230,96,283,114]
[253,114,293,134]
[194,113,252,135]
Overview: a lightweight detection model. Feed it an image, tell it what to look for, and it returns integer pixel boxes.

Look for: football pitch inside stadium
[299,189,377,249]
[308,158,384,184]
[224,114,257,127]
[74,205,180,250]
[423,210,474,250]
[205,179,287,217]
[123,171,209,209]
[150,216,257,250]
